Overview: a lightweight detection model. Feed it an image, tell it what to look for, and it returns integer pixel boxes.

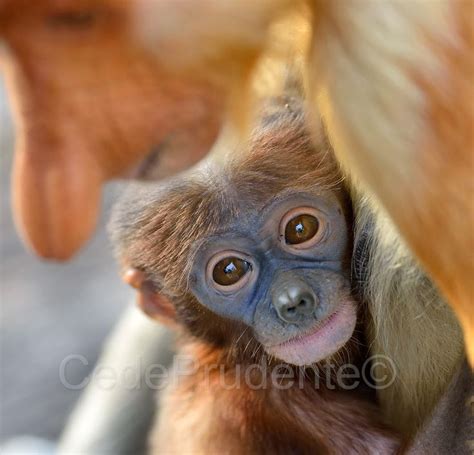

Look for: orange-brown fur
[153,343,396,455]
[0,0,225,259]
[407,2,474,358]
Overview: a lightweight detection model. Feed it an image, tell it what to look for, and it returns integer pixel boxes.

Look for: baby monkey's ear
[122,268,177,327]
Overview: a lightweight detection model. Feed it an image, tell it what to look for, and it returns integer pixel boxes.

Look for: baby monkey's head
[110,100,357,366]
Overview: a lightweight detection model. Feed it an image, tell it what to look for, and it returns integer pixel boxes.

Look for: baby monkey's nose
[272,281,317,323]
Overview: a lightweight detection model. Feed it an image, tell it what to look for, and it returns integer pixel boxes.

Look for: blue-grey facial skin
[189,190,351,344]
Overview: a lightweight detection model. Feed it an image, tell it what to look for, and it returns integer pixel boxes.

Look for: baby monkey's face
[110,102,355,366]
[189,191,357,366]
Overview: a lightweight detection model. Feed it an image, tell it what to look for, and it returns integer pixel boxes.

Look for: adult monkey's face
[0,0,230,260]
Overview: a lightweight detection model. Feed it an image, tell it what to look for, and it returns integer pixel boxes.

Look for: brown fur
[112,107,399,453]
[153,343,397,455]
[113,103,342,293]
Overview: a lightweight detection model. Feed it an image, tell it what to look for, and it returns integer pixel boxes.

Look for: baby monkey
[110,99,399,454]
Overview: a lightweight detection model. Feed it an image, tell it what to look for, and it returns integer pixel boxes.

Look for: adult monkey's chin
[264,302,357,366]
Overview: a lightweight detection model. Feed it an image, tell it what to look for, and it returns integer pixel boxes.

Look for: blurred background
[0,75,134,444]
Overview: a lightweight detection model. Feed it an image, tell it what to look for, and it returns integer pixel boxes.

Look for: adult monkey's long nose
[1,3,227,260]
[1,0,292,260]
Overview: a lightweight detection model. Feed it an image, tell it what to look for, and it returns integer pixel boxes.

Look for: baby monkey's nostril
[272,283,317,323]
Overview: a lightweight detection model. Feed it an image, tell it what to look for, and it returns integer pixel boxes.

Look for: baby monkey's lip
[264,300,357,366]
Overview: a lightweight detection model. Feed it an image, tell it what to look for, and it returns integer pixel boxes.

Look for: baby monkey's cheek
[263,300,357,366]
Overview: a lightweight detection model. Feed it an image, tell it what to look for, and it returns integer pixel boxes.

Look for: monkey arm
[57,305,175,455]
[311,1,474,363]
[405,360,474,454]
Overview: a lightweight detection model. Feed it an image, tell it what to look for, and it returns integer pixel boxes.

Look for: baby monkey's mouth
[264,300,357,366]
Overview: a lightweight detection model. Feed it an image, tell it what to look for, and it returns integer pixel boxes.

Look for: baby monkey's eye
[285,214,319,245]
[207,250,254,293]
[212,257,251,286]
[280,207,326,250]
